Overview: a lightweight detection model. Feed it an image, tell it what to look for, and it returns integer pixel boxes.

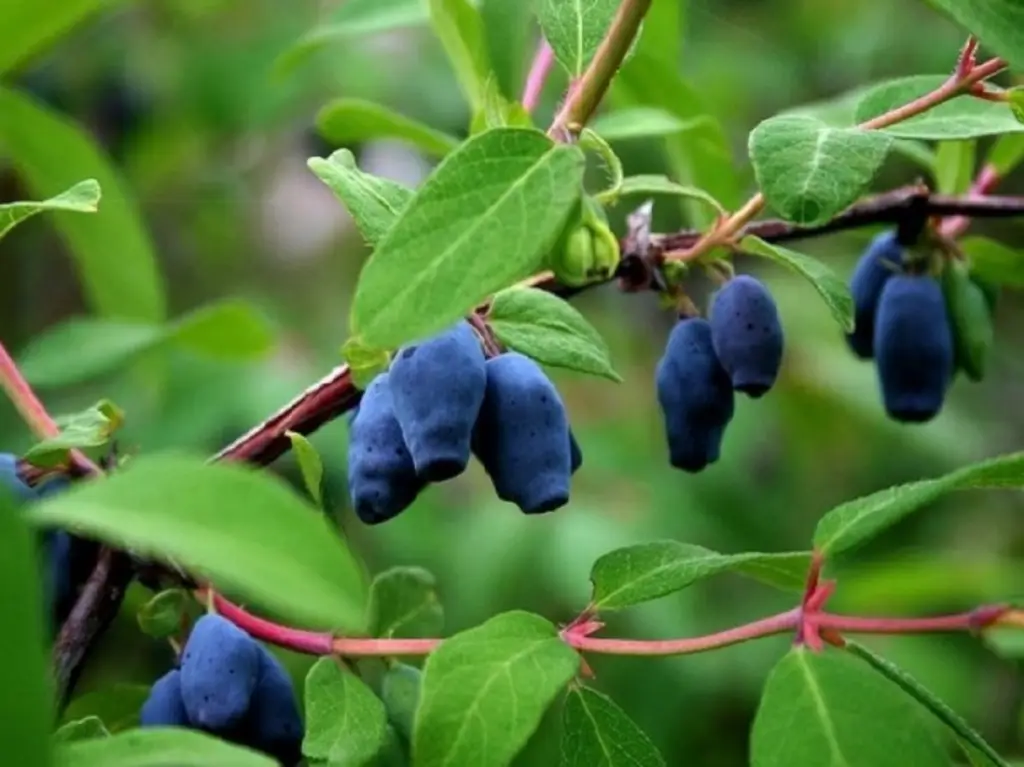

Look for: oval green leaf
[368,566,444,639]
[55,728,276,767]
[561,686,666,767]
[591,107,709,143]
[303,658,389,765]
[923,0,1024,73]
[962,236,1024,288]
[942,259,994,381]
[428,0,492,111]
[316,99,460,158]
[537,0,624,77]
[284,432,324,507]
[0,179,100,241]
[27,453,369,632]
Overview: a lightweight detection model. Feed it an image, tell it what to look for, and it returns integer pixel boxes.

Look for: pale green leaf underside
[538,0,622,77]
[317,99,460,159]
[55,727,277,766]
[613,174,726,215]
[590,107,709,142]
[302,658,389,765]
[0,179,100,240]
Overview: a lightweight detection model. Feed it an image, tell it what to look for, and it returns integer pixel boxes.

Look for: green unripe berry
[547,195,621,287]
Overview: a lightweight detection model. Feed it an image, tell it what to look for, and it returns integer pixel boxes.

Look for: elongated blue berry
[874,275,954,423]
[348,374,424,524]
[656,318,735,472]
[243,646,304,765]
[140,669,190,727]
[473,353,572,514]
[180,614,261,730]
[847,231,903,359]
[709,275,784,397]
[389,322,486,481]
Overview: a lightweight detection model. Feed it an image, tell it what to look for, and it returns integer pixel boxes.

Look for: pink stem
[813,605,1008,635]
[522,40,555,113]
[209,592,334,654]
[939,163,1003,239]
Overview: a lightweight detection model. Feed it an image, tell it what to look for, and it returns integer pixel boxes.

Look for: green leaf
[845,642,1010,767]
[428,0,492,112]
[942,259,994,381]
[854,76,1024,139]
[55,728,276,766]
[136,589,189,640]
[54,717,110,745]
[579,128,624,202]
[489,287,621,382]
[481,0,533,100]
[537,0,623,77]
[0,0,128,75]
[813,450,1024,556]
[27,453,368,632]
[983,625,1024,660]
[469,79,535,134]
[368,566,444,639]
[303,658,389,766]
[751,647,950,767]
[0,87,165,322]
[382,664,422,743]
[1010,88,1024,124]
[284,432,324,507]
[590,542,810,610]
[168,300,276,361]
[590,108,708,143]
[935,141,976,194]
[961,236,1024,288]
[61,685,151,734]
[609,174,725,216]
[24,399,125,468]
[0,488,53,767]
[988,134,1024,175]
[740,236,855,331]
[414,611,580,767]
[0,179,100,241]
[922,0,1024,72]
[749,114,892,226]
[341,338,392,390]
[612,53,739,228]
[308,150,414,248]
[560,686,666,767]
[350,128,585,350]
[316,99,460,159]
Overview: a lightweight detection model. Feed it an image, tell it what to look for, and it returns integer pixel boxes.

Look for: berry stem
[522,40,555,113]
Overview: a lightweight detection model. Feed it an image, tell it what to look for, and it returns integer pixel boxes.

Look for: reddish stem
[813,605,1008,635]
[939,163,1003,239]
[522,40,555,113]
[208,592,334,655]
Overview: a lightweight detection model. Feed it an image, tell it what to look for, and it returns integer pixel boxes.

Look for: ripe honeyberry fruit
[874,275,954,423]
[180,614,261,730]
[389,321,486,482]
[656,318,735,472]
[243,646,304,765]
[140,669,190,727]
[709,275,784,397]
[847,231,903,359]
[473,352,573,514]
[348,374,425,524]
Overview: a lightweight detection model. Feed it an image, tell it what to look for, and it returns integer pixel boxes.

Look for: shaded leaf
[481,0,533,100]
[923,0,1024,72]
[988,134,1024,176]
[609,174,725,216]
[54,717,110,744]
[168,300,276,361]
[961,236,1024,288]
[28,453,369,632]
[136,589,189,640]
[560,686,666,766]
[489,287,621,382]
[369,566,444,639]
[413,611,579,767]
[303,658,389,766]
[428,0,492,112]
[316,99,460,158]
[285,432,324,507]
[935,141,976,194]
[55,728,276,766]
[382,663,422,742]
[61,685,151,734]
[942,258,994,381]
[813,451,1024,556]
[0,179,99,240]
[591,107,708,143]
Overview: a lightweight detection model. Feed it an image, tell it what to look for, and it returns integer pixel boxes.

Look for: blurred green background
[3,1,1024,764]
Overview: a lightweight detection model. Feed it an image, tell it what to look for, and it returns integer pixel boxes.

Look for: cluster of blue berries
[655,275,784,472]
[0,453,95,628]
[141,614,304,765]
[348,320,581,522]
[846,231,995,422]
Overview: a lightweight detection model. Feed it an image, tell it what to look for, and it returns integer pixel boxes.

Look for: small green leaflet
[560,686,666,767]
[381,664,422,742]
[941,259,994,382]
[489,287,621,382]
[302,658,389,766]
[813,450,1024,556]
[935,141,976,194]
[590,541,810,610]
[55,728,276,766]
[0,489,53,767]
[609,174,726,216]
[1010,88,1024,125]
[740,236,855,331]
[285,431,324,507]
[308,149,414,248]
[368,566,444,638]
[61,685,151,735]
[27,453,369,632]
[24,399,124,468]
[845,642,1011,767]
[923,0,1024,73]
[749,114,892,226]
[341,338,391,390]
[481,0,533,100]
[751,648,950,767]
[413,611,579,767]
[579,128,624,202]
[136,589,189,640]
[854,76,1024,140]
[988,134,1024,176]
[349,127,585,351]
[469,78,534,134]
[0,179,100,241]
[317,99,460,158]
[18,299,277,388]
[961,236,1024,288]
[591,107,709,143]
[53,717,110,744]
[428,0,492,112]
[537,0,624,77]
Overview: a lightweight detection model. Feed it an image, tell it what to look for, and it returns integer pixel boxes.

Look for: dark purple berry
[847,231,903,359]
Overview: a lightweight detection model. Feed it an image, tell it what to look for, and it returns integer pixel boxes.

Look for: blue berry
[874,275,954,423]
[348,374,425,525]
[243,646,304,765]
[140,669,190,727]
[656,318,735,472]
[389,322,486,481]
[180,614,261,731]
[0,453,34,503]
[847,231,903,359]
[473,353,573,514]
[709,275,784,397]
